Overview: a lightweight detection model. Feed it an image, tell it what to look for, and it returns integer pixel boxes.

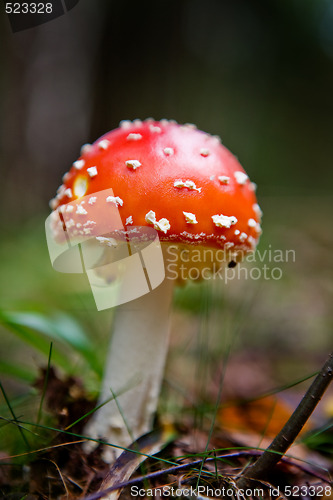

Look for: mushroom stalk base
[84,277,174,462]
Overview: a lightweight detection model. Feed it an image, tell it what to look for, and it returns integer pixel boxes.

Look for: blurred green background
[0,0,332,414]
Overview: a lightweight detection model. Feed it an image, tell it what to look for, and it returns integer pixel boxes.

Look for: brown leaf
[217,395,311,438]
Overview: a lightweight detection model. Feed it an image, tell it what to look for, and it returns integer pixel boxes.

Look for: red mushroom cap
[50,119,262,254]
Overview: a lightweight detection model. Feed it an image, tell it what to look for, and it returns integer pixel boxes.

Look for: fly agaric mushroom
[48,119,262,461]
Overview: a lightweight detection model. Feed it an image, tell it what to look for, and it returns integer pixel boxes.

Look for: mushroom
[48,119,262,461]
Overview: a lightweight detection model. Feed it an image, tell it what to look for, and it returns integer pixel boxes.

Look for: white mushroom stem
[84,276,174,462]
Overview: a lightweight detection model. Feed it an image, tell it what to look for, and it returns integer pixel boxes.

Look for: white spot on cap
[145,210,170,233]
[200,148,210,157]
[80,144,92,155]
[119,120,132,129]
[250,182,257,192]
[160,119,169,126]
[88,196,97,205]
[96,236,107,243]
[183,212,198,224]
[98,139,110,150]
[248,218,257,228]
[234,229,240,235]
[76,204,87,215]
[210,175,215,181]
[212,135,222,144]
[218,176,230,185]
[73,159,85,170]
[184,123,197,129]
[127,133,142,141]
[224,242,235,250]
[163,147,174,156]
[212,214,238,228]
[149,125,162,133]
[126,216,133,225]
[66,218,75,229]
[66,204,74,213]
[239,232,248,242]
[234,171,249,185]
[87,166,98,177]
[179,231,207,241]
[248,236,256,249]
[57,185,65,195]
[106,195,123,207]
[64,188,72,198]
[49,198,57,210]
[253,203,263,219]
[133,119,142,127]
[84,220,96,226]
[62,172,70,182]
[155,218,170,233]
[96,236,118,247]
[126,159,141,170]
[145,210,156,224]
[174,179,202,192]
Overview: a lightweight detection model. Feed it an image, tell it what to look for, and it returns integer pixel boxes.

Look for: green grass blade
[36,342,53,426]
[0,381,30,450]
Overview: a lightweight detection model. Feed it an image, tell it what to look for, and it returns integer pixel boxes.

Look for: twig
[237,352,333,490]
